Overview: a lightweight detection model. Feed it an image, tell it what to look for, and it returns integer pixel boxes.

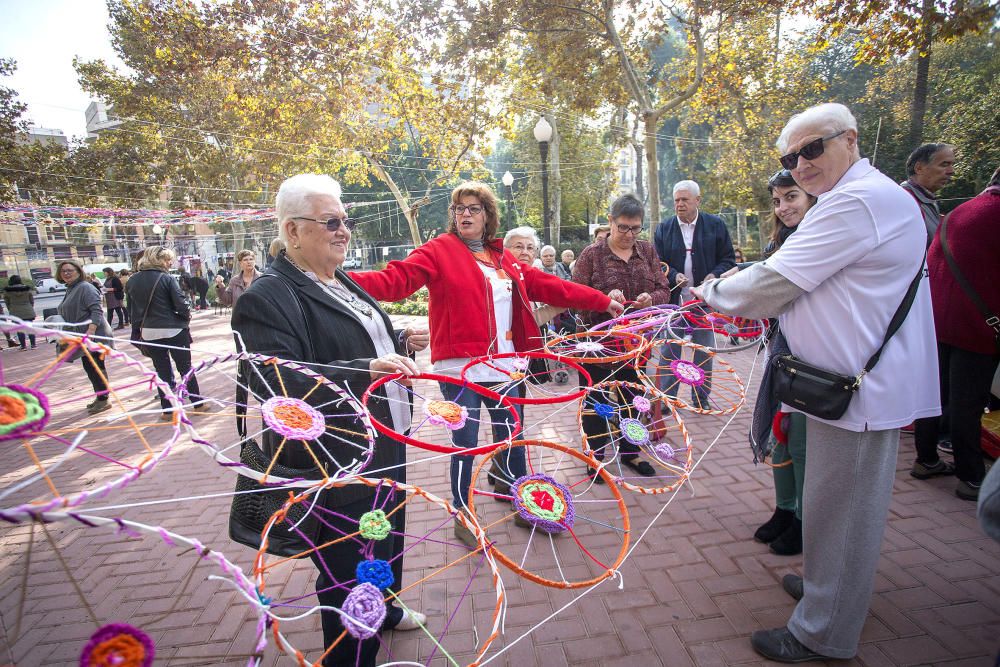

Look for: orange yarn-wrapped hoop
[544,330,649,365]
[577,380,694,496]
[467,440,630,589]
[255,476,505,667]
[635,338,746,416]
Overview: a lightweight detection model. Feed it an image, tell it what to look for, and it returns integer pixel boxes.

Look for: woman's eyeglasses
[293,216,357,232]
[450,205,484,216]
[616,223,643,235]
[779,130,846,170]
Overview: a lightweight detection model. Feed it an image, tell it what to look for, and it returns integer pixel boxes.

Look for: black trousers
[145,329,200,409]
[106,305,127,327]
[311,486,406,666]
[81,352,110,399]
[581,362,642,460]
[915,342,999,484]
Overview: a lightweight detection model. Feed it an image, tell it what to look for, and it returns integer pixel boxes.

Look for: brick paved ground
[0,310,997,666]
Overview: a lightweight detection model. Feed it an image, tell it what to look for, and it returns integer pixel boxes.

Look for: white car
[36,278,66,293]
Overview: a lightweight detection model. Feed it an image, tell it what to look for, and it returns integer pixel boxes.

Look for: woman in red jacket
[913,168,1000,501]
[352,181,623,547]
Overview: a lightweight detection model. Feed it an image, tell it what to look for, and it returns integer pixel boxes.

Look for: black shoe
[486,459,501,487]
[586,466,606,484]
[754,507,794,543]
[781,574,803,601]
[956,480,981,501]
[770,517,802,556]
[750,627,824,663]
[621,457,656,476]
[910,458,954,479]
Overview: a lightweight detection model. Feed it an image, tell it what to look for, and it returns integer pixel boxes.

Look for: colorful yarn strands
[79,623,155,667]
[0,295,761,666]
[0,384,50,440]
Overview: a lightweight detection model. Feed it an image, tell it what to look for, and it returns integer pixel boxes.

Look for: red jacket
[927,186,1000,354]
[350,233,611,363]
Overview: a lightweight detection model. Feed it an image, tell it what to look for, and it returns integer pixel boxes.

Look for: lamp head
[502,171,514,187]
[533,117,553,143]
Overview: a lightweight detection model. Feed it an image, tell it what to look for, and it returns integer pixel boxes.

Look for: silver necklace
[285,253,374,318]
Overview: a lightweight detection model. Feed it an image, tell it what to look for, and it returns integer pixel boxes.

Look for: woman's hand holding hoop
[370,353,419,381]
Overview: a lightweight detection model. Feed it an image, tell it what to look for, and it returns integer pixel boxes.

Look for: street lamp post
[533,117,553,246]
[501,170,515,231]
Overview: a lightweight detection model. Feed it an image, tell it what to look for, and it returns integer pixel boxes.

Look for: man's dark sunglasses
[779,130,846,170]
[293,215,358,231]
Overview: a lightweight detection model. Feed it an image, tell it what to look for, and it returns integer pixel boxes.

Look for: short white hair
[672,180,701,197]
[540,245,556,256]
[275,174,343,243]
[504,226,539,247]
[777,103,858,154]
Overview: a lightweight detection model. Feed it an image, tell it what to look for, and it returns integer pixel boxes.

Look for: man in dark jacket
[900,143,955,246]
[653,180,735,405]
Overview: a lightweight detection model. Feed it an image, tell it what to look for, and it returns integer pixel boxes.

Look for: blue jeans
[439,381,524,509]
[660,328,714,405]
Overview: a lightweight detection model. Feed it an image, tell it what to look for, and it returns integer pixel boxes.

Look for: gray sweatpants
[788,419,899,658]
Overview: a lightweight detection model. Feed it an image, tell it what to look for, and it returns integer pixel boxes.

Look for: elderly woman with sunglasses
[232,174,430,666]
[351,181,623,547]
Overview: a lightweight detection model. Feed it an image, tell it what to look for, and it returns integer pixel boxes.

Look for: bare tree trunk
[632,140,645,204]
[545,111,562,249]
[643,114,660,223]
[908,0,934,148]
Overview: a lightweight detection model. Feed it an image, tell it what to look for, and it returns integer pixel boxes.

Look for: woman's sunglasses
[779,130,846,170]
[293,216,358,231]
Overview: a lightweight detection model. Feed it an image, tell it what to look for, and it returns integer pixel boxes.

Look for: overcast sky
[1,0,124,139]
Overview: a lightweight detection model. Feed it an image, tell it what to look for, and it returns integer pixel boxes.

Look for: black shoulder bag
[771,256,926,421]
[939,214,1000,351]
[228,274,325,558]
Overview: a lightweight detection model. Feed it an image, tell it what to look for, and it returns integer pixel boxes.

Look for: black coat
[653,212,736,304]
[230,253,407,507]
[126,268,191,329]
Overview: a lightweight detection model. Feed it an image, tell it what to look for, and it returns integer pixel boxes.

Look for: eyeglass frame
[292,215,358,232]
[615,222,644,235]
[449,204,484,216]
[779,130,847,170]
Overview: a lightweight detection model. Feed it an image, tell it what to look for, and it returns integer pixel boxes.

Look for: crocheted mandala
[0,384,50,441]
[424,399,469,430]
[340,582,387,639]
[669,359,706,386]
[261,396,326,441]
[79,622,154,667]
[511,474,575,533]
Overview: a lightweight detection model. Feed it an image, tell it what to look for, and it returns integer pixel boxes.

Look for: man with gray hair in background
[901,142,956,245]
[653,179,735,405]
[694,103,939,662]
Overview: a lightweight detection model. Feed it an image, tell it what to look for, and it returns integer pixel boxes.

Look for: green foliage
[379,287,429,316]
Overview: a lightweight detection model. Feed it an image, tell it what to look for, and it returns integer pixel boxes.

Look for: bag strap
[137,272,165,328]
[236,274,313,439]
[939,213,1000,348]
[858,253,926,381]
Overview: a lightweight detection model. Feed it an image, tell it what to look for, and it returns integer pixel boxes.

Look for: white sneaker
[393,608,426,631]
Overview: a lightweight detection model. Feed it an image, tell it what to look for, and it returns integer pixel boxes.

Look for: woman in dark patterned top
[573,193,673,481]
